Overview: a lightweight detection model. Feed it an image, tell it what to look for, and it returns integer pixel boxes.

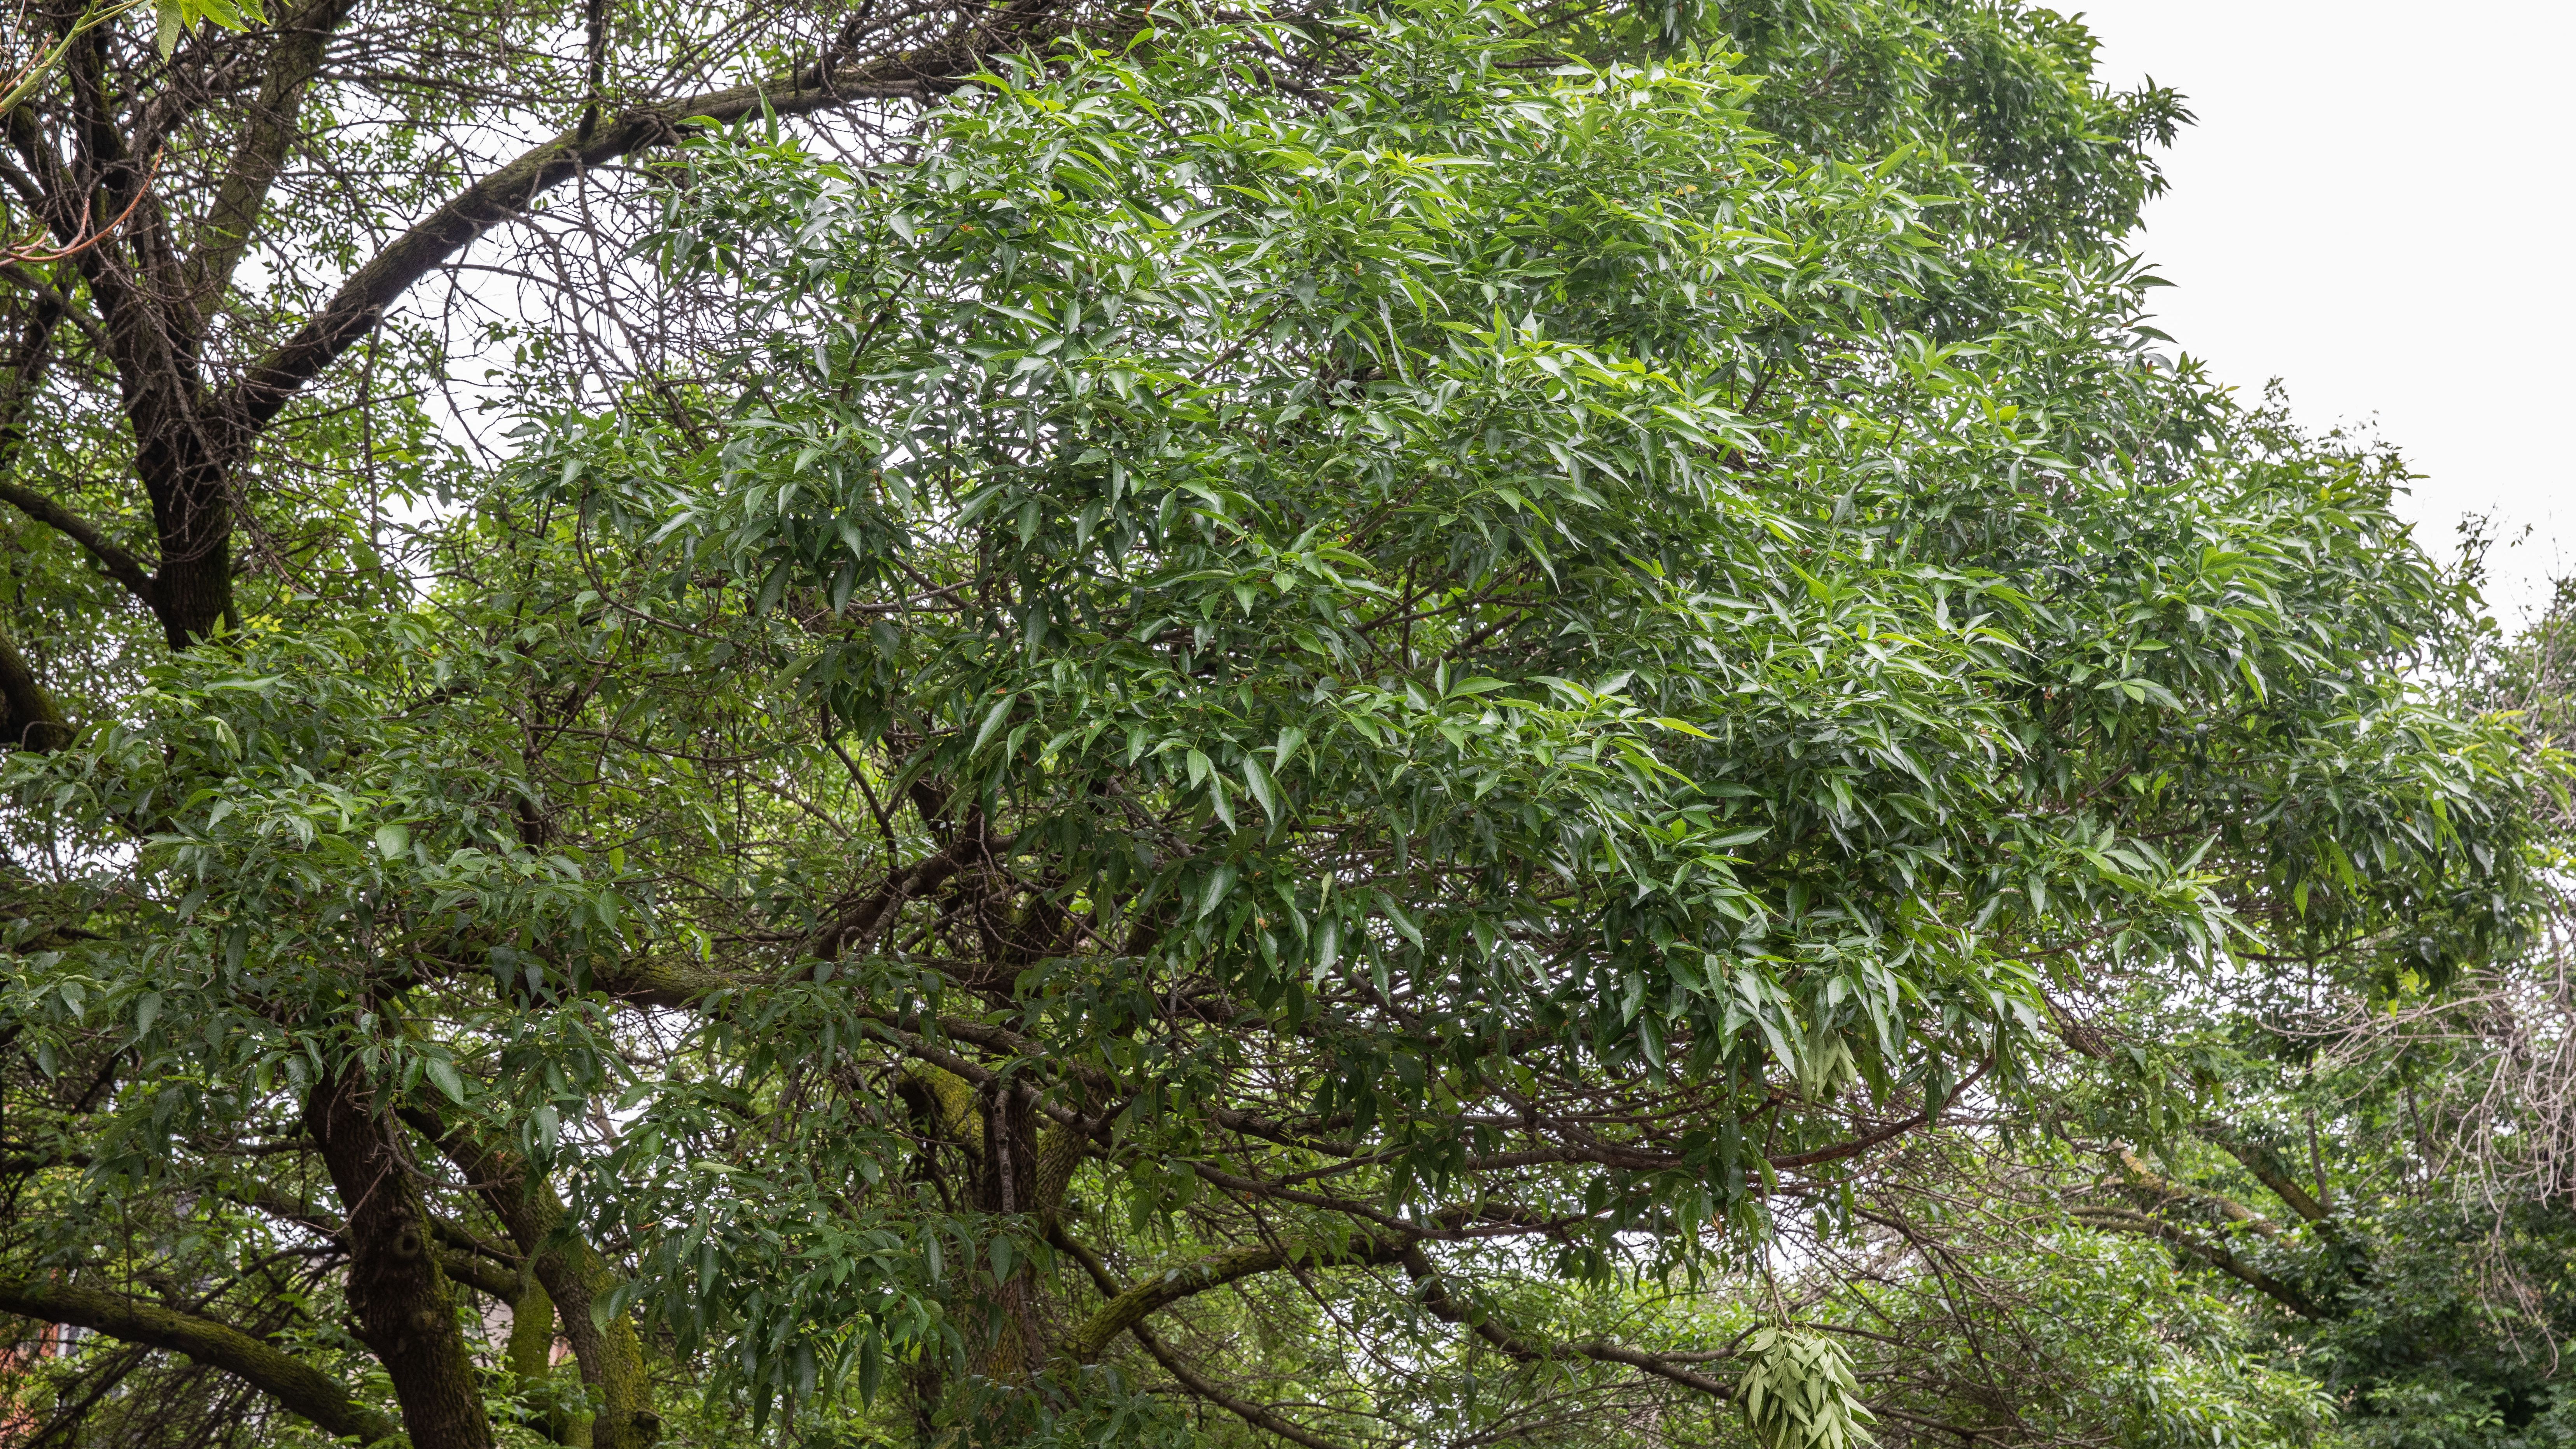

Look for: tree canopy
[3,3,2570,1449]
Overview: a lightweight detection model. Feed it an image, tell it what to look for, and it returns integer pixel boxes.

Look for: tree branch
[0,262,107,353]
[2113,1148,2279,1237]
[0,478,157,605]
[1056,1231,1412,1364]
[2069,1205,2320,1318]
[185,0,364,318]
[0,1275,405,1446]
[227,1181,526,1301]
[1052,1227,1361,1449]
[2202,1128,2335,1227]
[400,1105,658,1449]
[220,3,1068,444]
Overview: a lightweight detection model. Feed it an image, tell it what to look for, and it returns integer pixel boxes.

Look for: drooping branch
[0,1275,405,1446]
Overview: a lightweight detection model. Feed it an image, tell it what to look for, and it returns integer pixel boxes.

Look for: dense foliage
[3,2,2569,1449]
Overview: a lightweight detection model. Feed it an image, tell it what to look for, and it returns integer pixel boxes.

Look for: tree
[2024,571,2576,1449]
[2,3,2539,1449]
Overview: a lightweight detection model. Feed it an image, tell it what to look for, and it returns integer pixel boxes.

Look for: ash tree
[0,3,2545,1449]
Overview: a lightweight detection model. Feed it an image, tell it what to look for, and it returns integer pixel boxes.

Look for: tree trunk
[304,1065,495,1449]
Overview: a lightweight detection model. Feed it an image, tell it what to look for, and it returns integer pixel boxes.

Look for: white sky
[2074,0,2574,629]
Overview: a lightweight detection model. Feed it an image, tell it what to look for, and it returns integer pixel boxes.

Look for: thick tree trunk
[133,432,234,647]
[304,1066,495,1449]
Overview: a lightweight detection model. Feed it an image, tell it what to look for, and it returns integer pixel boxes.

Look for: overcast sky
[2072,0,2573,627]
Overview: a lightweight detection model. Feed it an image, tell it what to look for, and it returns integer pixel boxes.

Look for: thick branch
[2070,1205,2320,1317]
[810,834,991,958]
[185,0,364,317]
[0,1275,404,1445]
[2203,1129,2334,1227]
[1057,1233,1411,1364]
[2113,1149,2279,1237]
[220,12,1065,443]
[403,1107,658,1449]
[1052,1228,1357,1449]
[0,478,157,605]
[0,280,153,612]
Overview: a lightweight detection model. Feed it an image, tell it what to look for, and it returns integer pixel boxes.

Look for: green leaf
[423,1054,467,1105]
[1200,863,1238,919]
[1242,755,1278,818]
[974,694,1018,752]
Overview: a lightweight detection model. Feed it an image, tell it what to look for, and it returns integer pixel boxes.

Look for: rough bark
[0,1274,404,1445]
[304,1066,495,1449]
